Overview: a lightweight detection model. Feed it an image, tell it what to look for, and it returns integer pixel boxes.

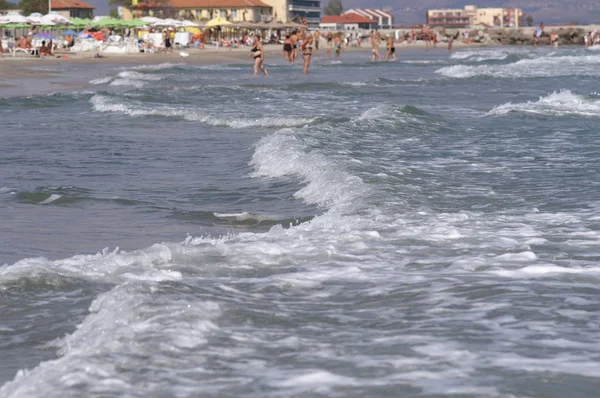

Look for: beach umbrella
[140,16,160,24]
[205,16,232,27]
[42,14,72,25]
[70,18,93,27]
[93,18,124,28]
[153,18,181,27]
[126,19,147,27]
[1,14,30,24]
[181,20,200,27]
[62,29,78,35]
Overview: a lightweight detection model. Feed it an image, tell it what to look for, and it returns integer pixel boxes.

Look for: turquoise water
[1,46,600,397]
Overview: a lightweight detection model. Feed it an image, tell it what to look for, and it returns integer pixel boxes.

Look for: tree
[19,0,48,15]
[0,0,17,9]
[109,8,120,18]
[324,0,343,16]
[526,15,533,27]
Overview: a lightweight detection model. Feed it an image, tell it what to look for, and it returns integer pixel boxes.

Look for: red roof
[51,0,94,9]
[321,14,377,24]
[165,0,271,7]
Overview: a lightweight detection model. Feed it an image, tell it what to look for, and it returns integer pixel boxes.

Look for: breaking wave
[488,90,600,117]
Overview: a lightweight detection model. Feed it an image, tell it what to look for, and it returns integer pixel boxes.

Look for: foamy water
[1,46,599,397]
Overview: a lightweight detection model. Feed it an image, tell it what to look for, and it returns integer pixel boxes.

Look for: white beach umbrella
[140,16,160,24]
[154,18,181,27]
[181,20,199,27]
[2,14,30,24]
[44,13,72,25]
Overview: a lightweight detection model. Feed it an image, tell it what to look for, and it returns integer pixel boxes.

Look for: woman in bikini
[283,35,293,63]
[384,35,396,61]
[249,35,268,76]
[301,36,314,74]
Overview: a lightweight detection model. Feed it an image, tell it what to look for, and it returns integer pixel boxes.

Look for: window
[220,9,226,18]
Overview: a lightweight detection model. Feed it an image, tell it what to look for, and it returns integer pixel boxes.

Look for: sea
[1,45,600,397]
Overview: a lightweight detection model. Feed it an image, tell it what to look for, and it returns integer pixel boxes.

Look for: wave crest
[488,90,600,117]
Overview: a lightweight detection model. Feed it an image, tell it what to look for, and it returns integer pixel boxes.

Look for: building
[50,0,94,19]
[426,5,522,28]
[261,0,321,27]
[134,0,272,23]
[343,9,393,29]
[320,14,377,31]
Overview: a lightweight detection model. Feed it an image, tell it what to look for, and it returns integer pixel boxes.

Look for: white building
[343,9,393,29]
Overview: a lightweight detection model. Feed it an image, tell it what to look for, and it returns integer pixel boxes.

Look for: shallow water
[1,46,600,397]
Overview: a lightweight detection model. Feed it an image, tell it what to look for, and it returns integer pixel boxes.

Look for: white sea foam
[109,78,146,88]
[38,194,62,205]
[116,71,162,81]
[89,76,113,85]
[130,62,184,71]
[250,130,368,212]
[449,48,529,62]
[0,244,180,285]
[490,264,600,278]
[214,212,281,222]
[438,53,600,78]
[489,90,600,117]
[90,94,315,128]
[0,284,220,398]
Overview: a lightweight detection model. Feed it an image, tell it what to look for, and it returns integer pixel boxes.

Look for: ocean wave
[0,245,180,284]
[450,48,530,63]
[250,130,368,212]
[13,189,141,207]
[488,90,600,117]
[109,78,146,88]
[90,94,316,128]
[130,62,185,71]
[89,76,113,85]
[0,281,220,398]
[437,53,600,78]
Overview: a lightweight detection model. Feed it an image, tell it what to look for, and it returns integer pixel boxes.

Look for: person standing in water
[384,35,396,61]
[333,34,342,60]
[301,35,314,74]
[370,31,380,62]
[249,35,268,76]
[283,34,293,63]
[290,30,298,63]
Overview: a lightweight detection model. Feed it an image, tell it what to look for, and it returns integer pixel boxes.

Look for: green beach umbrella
[93,18,124,28]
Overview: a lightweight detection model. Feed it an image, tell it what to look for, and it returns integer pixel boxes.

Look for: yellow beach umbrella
[205,16,232,27]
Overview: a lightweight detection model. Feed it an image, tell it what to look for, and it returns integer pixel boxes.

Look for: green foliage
[19,0,48,15]
[324,0,343,16]
[109,8,120,18]
[0,0,18,9]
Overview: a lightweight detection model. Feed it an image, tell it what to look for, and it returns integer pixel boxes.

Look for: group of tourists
[253,28,397,75]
